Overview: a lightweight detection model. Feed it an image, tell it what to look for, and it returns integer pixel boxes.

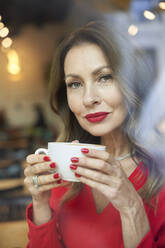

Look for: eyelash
[67,82,81,89]
[66,74,113,89]
[98,74,113,83]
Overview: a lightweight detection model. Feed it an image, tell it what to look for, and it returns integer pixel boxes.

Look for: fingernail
[70,164,77,170]
[44,156,51,161]
[53,173,60,179]
[75,173,81,177]
[57,179,62,184]
[50,162,56,168]
[81,148,89,154]
[71,157,79,163]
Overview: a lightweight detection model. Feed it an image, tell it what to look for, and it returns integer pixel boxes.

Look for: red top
[26,163,165,248]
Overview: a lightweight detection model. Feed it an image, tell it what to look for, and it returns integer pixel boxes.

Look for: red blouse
[26,163,165,247]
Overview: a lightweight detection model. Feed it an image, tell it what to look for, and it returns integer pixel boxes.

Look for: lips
[85,112,110,123]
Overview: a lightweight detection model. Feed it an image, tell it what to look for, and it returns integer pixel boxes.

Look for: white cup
[35,142,106,182]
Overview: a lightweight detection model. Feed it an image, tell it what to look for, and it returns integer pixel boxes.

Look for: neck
[101,127,131,157]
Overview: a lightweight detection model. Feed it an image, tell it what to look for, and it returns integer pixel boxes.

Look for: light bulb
[128,25,138,36]
[144,10,156,20]
[159,2,165,10]
[1,37,13,48]
[0,27,9,38]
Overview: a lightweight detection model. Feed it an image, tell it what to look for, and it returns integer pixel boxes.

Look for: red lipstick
[85,112,109,123]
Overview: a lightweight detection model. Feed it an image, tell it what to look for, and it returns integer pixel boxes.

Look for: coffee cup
[35,142,106,182]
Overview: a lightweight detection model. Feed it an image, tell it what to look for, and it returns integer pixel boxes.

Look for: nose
[83,85,101,107]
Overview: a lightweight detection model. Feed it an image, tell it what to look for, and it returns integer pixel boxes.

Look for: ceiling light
[156,119,165,134]
[128,25,138,36]
[7,49,21,75]
[2,37,13,48]
[159,2,165,10]
[143,10,156,20]
[0,27,9,38]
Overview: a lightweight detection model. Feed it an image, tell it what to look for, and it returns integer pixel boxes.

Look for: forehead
[64,43,109,73]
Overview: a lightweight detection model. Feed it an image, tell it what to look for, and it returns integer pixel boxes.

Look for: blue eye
[99,74,113,83]
[67,82,81,89]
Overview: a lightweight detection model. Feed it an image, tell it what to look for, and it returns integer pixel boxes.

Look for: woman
[24,21,165,248]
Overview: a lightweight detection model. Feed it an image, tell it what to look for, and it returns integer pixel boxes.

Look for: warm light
[143,10,156,20]
[159,2,165,10]
[157,119,165,134]
[1,37,13,48]
[128,25,138,36]
[0,27,9,38]
[7,49,21,75]
[0,16,1,21]
[0,22,4,29]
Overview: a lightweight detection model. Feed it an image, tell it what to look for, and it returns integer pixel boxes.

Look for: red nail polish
[71,157,79,163]
[44,156,51,161]
[75,173,81,177]
[81,148,89,154]
[57,179,62,184]
[70,164,77,170]
[50,162,56,168]
[53,173,60,179]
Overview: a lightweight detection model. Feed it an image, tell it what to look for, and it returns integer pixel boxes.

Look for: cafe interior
[0,0,165,247]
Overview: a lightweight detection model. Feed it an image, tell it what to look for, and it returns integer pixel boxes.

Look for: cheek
[67,96,74,112]
[104,89,124,107]
[67,93,80,114]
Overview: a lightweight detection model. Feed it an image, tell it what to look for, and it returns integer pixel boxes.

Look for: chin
[78,119,115,137]
[84,126,112,137]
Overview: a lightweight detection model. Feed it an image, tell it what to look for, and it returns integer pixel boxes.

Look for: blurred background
[0,0,165,247]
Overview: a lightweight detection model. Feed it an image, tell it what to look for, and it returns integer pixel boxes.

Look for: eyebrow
[64,65,112,80]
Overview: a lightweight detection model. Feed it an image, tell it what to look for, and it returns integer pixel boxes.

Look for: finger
[32,172,61,186]
[26,154,51,165]
[37,181,71,192]
[29,181,71,195]
[24,172,61,188]
[27,182,61,195]
[75,166,122,186]
[24,176,71,192]
[24,162,56,176]
[37,182,62,192]
[78,175,110,194]
[71,156,114,174]
[81,148,116,164]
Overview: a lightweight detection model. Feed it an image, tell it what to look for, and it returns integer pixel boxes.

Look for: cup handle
[35,148,48,155]
[35,148,55,173]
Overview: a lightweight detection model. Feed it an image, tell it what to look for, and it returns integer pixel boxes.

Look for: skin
[24,43,150,247]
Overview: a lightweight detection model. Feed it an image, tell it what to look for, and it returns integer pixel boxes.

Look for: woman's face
[64,43,127,137]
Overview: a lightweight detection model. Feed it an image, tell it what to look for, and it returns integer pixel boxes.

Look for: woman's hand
[24,153,66,225]
[70,148,142,212]
[24,154,63,205]
[24,139,78,205]
[70,148,150,247]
